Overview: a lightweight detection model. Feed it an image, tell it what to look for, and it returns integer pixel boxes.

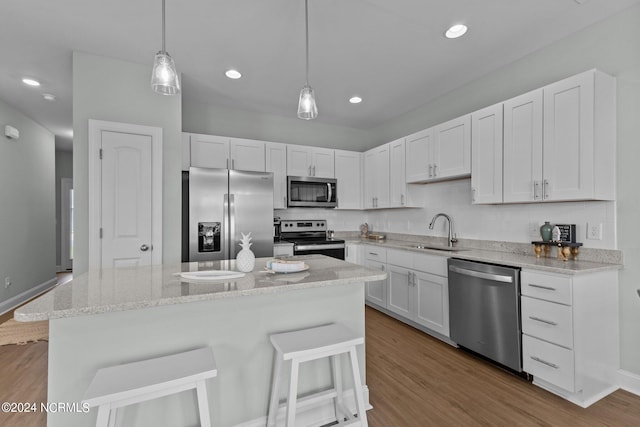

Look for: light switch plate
[587,222,603,240]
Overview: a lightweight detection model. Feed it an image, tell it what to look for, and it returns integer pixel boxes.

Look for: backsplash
[277,178,617,250]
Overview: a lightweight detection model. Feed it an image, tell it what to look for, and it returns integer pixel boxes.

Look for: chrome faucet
[428,213,458,247]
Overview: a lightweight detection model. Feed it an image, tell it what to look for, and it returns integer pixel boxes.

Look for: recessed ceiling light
[349,96,363,104]
[22,78,41,87]
[42,93,56,101]
[445,24,468,39]
[225,69,242,79]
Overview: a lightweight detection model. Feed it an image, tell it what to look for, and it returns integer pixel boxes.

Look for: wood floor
[1,303,639,426]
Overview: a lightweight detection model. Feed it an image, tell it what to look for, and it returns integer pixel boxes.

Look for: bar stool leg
[331,354,348,423]
[348,348,368,427]
[267,351,283,427]
[285,359,300,427]
[196,380,212,427]
[108,408,116,427]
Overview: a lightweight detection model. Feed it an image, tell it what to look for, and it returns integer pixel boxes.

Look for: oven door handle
[295,244,345,251]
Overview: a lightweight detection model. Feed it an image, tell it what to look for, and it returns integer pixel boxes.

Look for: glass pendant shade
[297,84,318,120]
[151,51,180,95]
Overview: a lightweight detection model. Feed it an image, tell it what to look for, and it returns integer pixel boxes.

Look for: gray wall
[0,98,56,306]
[55,149,72,268]
[183,99,375,152]
[72,52,182,274]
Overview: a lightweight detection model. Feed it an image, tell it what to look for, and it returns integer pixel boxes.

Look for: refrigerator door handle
[223,194,230,260]
[228,194,236,259]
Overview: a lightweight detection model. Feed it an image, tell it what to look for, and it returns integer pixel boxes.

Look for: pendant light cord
[304,0,310,85]
[162,0,166,53]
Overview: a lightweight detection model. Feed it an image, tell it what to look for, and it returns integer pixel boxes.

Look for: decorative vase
[540,221,553,242]
[236,232,255,273]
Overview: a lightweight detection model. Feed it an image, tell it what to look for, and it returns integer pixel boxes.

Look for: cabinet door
[503,89,543,203]
[471,104,503,204]
[364,259,387,307]
[363,148,377,209]
[190,134,230,169]
[387,264,412,318]
[374,145,390,208]
[543,71,594,201]
[286,145,312,176]
[266,142,287,209]
[433,114,471,180]
[230,138,265,172]
[345,243,362,265]
[414,271,449,337]
[335,150,362,209]
[405,128,434,183]
[311,148,335,178]
[389,138,407,207]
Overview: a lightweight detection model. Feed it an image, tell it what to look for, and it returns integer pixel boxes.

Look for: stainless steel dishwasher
[448,258,522,372]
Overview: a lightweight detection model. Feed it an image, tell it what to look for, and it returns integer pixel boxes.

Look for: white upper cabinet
[503,89,544,203]
[364,144,390,209]
[502,69,616,203]
[432,114,471,180]
[334,149,363,209]
[389,138,408,207]
[186,133,266,172]
[266,142,287,209]
[404,115,470,184]
[189,134,230,169]
[405,127,434,183]
[286,145,335,178]
[229,138,266,172]
[471,103,504,204]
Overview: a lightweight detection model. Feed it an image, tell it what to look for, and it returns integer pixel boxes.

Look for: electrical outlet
[4,277,10,289]
[529,222,540,238]
[587,222,603,240]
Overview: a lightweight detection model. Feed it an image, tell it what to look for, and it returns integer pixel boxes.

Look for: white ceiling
[1,0,639,151]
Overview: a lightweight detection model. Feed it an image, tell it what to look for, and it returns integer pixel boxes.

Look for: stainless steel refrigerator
[183,167,274,262]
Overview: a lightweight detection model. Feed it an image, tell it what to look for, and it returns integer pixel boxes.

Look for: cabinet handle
[428,164,433,178]
[543,179,550,199]
[369,252,379,256]
[313,165,316,176]
[529,316,558,326]
[401,194,405,206]
[381,265,385,272]
[433,164,437,177]
[533,181,541,200]
[472,187,476,203]
[528,283,557,291]
[231,159,235,170]
[530,356,559,369]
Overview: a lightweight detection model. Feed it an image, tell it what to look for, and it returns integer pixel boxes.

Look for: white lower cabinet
[385,248,450,338]
[363,246,387,308]
[345,243,362,265]
[520,269,619,407]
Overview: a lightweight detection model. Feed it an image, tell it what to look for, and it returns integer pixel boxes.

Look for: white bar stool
[266,323,368,427]
[83,347,217,427]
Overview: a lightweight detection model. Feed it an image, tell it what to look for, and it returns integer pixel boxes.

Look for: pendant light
[297,0,318,120]
[151,0,180,95]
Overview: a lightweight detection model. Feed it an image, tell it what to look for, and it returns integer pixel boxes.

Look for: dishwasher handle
[449,265,514,283]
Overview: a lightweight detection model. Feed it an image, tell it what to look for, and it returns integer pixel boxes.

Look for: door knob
[140,244,150,252]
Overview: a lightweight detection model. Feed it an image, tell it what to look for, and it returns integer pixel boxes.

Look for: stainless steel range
[280,220,345,260]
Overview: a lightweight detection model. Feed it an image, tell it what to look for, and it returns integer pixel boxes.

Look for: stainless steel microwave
[287,176,337,208]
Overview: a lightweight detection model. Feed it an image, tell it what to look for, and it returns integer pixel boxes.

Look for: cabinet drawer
[521,296,573,349]
[523,334,575,392]
[364,246,387,263]
[521,270,572,305]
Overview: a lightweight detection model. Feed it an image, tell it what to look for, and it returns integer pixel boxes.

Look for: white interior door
[89,120,163,270]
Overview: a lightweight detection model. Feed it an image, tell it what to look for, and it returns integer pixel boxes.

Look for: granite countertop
[15,255,386,322]
[348,237,622,275]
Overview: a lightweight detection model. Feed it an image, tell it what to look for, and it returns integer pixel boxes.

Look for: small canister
[327,230,335,240]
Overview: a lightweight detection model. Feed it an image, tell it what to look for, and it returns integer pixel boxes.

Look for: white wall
[72,52,182,274]
[0,98,56,306]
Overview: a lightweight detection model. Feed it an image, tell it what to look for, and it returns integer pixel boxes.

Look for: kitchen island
[15,255,386,427]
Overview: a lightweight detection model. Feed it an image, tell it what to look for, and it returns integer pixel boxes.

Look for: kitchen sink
[407,244,469,252]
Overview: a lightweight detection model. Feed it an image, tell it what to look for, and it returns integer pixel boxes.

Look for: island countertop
[15,255,386,322]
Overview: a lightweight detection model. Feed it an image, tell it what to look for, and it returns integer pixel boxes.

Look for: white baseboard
[233,385,370,427]
[0,277,58,316]
[618,369,640,397]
